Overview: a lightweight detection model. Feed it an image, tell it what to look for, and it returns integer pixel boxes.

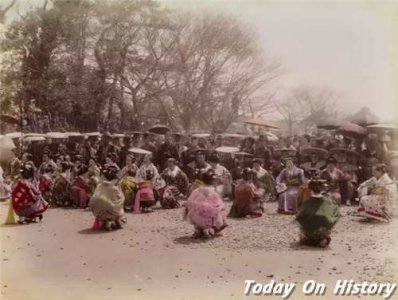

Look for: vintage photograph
[0,0,397,299]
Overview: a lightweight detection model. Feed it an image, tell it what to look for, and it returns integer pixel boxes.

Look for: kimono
[320,168,344,204]
[253,167,276,201]
[212,164,232,198]
[296,194,339,246]
[134,181,156,212]
[161,166,189,195]
[71,175,91,208]
[160,166,189,208]
[11,179,48,219]
[184,186,225,230]
[228,180,264,218]
[276,167,304,214]
[357,173,398,221]
[121,175,137,210]
[38,173,54,203]
[52,173,72,206]
[89,180,125,222]
[136,163,159,186]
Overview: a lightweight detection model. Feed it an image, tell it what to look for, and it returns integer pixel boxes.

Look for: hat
[327,156,337,164]
[253,158,263,164]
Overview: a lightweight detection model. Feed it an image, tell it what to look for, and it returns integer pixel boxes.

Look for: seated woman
[11,163,49,224]
[208,155,232,199]
[357,164,397,222]
[276,157,304,214]
[70,164,91,209]
[184,169,227,238]
[160,158,189,209]
[296,179,339,248]
[39,164,55,204]
[52,161,72,207]
[320,157,345,205]
[252,158,276,202]
[120,155,138,211]
[228,168,264,218]
[89,164,125,231]
[134,170,157,213]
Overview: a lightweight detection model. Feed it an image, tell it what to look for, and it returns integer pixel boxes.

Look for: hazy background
[4,0,398,120]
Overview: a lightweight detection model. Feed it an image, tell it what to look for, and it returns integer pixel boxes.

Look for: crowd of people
[1,129,397,248]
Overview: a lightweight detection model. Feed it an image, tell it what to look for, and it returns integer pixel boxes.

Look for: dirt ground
[1,201,397,300]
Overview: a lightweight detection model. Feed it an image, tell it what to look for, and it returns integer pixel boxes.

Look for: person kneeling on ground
[12,162,49,224]
[184,169,228,239]
[228,168,264,218]
[89,164,125,231]
[296,179,339,248]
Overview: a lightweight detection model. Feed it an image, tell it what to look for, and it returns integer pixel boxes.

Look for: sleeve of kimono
[276,169,285,184]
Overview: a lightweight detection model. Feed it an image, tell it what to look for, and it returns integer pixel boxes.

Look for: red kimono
[12,180,48,218]
[71,176,90,208]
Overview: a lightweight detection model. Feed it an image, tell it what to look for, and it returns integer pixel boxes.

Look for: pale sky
[4,0,398,120]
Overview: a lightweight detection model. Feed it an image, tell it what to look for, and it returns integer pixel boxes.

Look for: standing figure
[296,179,339,248]
[11,163,48,224]
[276,157,304,214]
[184,169,227,238]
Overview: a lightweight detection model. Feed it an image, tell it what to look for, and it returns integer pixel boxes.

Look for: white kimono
[358,173,398,221]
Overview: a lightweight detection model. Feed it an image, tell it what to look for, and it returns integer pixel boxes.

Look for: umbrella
[46,132,67,139]
[348,107,379,126]
[300,147,329,159]
[0,135,16,162]
[316,118,342,130]
[273,148,297,159]
[367,124,398,132]
[0,114,19,125]
[24,136,46,142]
[244,118,279,129]
[5,132,23,139]
[234,152,253,158]
[84,132,101,137]
[220,133,245,139]
[148,125,169,135]
[128,147,152,155]
[215,146,240,154]
[24,133,45,138]
[336,122,367,138]
[263,131,279,142]
[191,133,211,138]
[65,132,82,137]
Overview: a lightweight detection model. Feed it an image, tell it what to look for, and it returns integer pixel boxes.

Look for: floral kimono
[320,168,345,204]
[160,166,189,208]
[52,173,72,206]
[357,173,398,221]
[12,179,48,219]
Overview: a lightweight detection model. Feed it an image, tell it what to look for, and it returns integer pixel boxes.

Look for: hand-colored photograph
[1,0,397,299]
